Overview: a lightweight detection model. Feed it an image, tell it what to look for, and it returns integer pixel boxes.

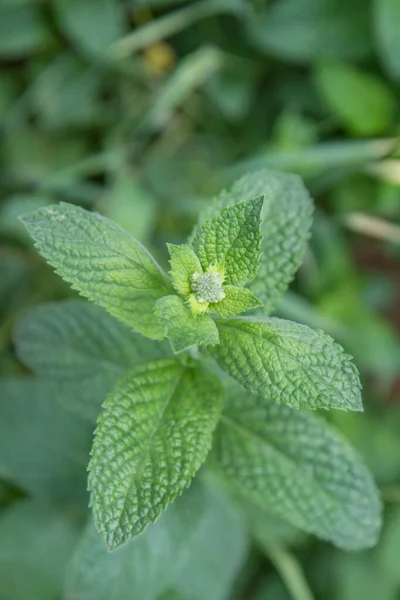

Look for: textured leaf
[210,285,263,318]
[375,0,400,80]
[211,316,362,411]
[20,203,174,339]
[193,196,263,285]
[88,359,224,549]
[66,479,247,600]
[315,62,396,135]
[168,243,203,296]
[192,170,313,313]
[0,500,81,600]
[213,384,382,550]
[14,300,170,421]
[0,379,92,509]
[155,295,219,353]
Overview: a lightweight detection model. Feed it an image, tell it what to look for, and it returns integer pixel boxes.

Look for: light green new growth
[168,243,203,297]
[20,203,174,339]
[88,359,224,550]
[211,316,363,411]
[155,295,219,353]
[193,196,263,286]
[210,286,263,317]
[214,384,381,550]
[192,170,313,313]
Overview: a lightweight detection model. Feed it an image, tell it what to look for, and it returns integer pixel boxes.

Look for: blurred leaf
[0,500,81,600]
[172,479,248,600]
[205,59,255,122]
[14,300,170,421]
[0,5,52,58]
[375,0,400,80]
[272,109,318,151]
[141,46,223,132]
[65,479,247,600]
[0,195,51,242]
[55,0,125,58]
[0,379,92,509]
[101,172,158,240]
[315,62,396,136]
[212,383,382,550]
[31,53,105,129]
[377,506,400,586]
[227,139,398,182]
[335,552,397,600]
[250,0,372,63]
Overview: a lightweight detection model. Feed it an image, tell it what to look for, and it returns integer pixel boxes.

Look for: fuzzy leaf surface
[210,286,262,318]
[20,202,174,339]
[192,196,263,285]
[155,295,219,353]
[14,300,170,420]
[211,316,362,411]
[213,384,381,550]
[168,243,202,296]
[191,170,313,313]
[88,359,224,549]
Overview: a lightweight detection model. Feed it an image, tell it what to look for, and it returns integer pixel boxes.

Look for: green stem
[108,0,243,59]
[264,544,315,600]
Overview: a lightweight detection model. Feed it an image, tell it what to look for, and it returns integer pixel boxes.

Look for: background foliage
[0,0,400,599]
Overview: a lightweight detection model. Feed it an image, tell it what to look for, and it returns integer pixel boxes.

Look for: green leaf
[54,0,125,58]
[0,379,92,509]
[66,480,247,600]
[20,203,174,340]
[375,0,400,80]
[213,384,382,550]
[210,316,363,411]
[250,0,372,63]
[315,62,396,135]
[210,285,262,317]
[168,243,203,296]
[155,295,219,353]
[14,300,170,421]
[0,500,81,600]
[171,479,248,600]
[193,196,263,285]
[88,359,224,549]
[0,5,52,58]
[192,170,313,314]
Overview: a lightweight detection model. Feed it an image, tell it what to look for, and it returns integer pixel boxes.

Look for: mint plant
[19,169,381,552]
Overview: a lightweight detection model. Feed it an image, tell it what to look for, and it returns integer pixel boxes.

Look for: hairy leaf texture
[20,203,174,339]
[213,384,381,550]
[193,196,263,286]
[192,170,313,313]
[88,359,224,549]
[211,316,363,411]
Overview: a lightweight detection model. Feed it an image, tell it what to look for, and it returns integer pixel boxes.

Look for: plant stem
[264,544,315,600]
[108,0,243,59]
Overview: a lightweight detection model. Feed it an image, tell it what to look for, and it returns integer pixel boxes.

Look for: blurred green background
[1,0,400,599]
